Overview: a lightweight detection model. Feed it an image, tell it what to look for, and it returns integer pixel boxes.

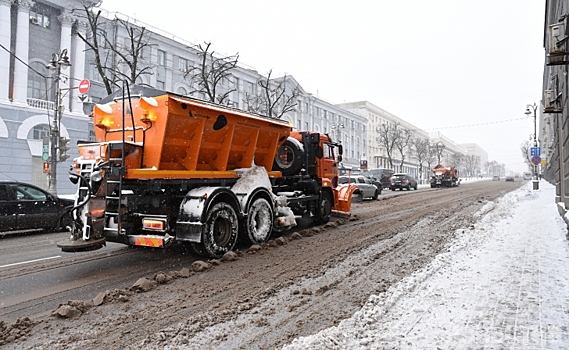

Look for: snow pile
[284,181,569,349]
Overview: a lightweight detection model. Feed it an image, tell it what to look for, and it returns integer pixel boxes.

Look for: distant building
[338,101,430,179]
[458,143,488,176]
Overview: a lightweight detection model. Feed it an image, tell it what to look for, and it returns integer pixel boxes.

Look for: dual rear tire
[191,197,274,259]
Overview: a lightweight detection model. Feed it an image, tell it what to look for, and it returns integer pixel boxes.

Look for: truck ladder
[103,80,136,236]
[103,142,125,235]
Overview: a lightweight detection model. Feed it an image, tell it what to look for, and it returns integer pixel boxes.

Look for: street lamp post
[332,120,344,144]
[46,49,71,195]
[525,103,539,190]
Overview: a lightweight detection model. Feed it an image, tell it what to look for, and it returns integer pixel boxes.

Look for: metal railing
[27,98,55,110]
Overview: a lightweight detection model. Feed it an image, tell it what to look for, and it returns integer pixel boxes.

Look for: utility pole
[47,49,71,195]
[525,103,539,190]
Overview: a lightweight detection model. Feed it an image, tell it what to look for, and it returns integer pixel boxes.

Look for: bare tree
[431,141,445,165]
[185,42,238,104]
[450,153,465,176]
[464,154,481,178]
[243,70,301,119]
[413,136,430,183]
[112,17,155,87]
[377,122,402,169]
[425,144,438,173]
[520,141,533,168]
[73,6,113,94]
[73,6,155,94]
[393,129,413,172]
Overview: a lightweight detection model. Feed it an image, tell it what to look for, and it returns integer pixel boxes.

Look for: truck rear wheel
[241,197,273,245]
[315,190,333,224]
[199,202,239,258]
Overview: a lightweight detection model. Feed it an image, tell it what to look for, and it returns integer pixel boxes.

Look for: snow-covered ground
[284,181,569,349]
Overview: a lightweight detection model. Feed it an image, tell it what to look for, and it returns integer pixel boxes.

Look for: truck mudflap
[334,184,357,217]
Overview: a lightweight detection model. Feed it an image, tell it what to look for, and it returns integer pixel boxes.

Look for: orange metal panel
[93,92,291,177]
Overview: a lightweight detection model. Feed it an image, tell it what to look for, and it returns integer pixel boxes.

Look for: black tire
[372,189,379,200]
[414,184,418,190]
[47,212,71,232]
[272,138,303,176]
[199,202,239,258]
[241,197,273,245]
[315,190,333,224]
[188,242,208,257]
[353,192,364,203]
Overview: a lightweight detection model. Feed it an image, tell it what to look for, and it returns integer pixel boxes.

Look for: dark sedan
[390,173,418,191]
[0,181,74,234]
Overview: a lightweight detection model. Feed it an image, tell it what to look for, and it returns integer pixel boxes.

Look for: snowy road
[285,181,569,349]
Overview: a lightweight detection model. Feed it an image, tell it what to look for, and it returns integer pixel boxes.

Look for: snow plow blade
[334,184,357,216]
[57,237,106,252]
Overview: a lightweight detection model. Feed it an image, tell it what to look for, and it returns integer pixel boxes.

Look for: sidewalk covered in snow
[285,181,569,349]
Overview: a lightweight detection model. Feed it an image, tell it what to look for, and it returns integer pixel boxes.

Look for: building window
[89,130,96,141]
[177,86,188,95]
[179,57,189,72]
[28,62,49,100]
[29,10,50,28]
[31,124,50,140]
[246,81,254,94]
[156,80,165,90]
[157,50,165,66]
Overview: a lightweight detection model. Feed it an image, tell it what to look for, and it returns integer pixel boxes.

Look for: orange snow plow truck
[57,85,355,258]
[430,164,460,188]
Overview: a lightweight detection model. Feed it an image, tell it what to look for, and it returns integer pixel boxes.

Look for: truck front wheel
[199,202,239,258]
[315,190,333,224]
[241,197,273,245]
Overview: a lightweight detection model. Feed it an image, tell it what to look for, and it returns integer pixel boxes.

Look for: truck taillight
[142,218,167,231]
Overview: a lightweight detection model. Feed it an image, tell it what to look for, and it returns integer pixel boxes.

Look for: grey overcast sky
[99,0,545,174]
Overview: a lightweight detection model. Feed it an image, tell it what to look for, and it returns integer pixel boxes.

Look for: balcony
[27,98,55,110]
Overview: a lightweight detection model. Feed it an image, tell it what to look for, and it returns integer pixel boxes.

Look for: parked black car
[0,181,74,234]
[390,173,418,191]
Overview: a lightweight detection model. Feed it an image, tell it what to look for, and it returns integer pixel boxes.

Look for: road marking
[0,255,61,269]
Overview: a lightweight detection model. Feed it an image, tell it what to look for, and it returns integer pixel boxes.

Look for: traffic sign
[530,147,541,156]
[42,136,49,161]
[78,79,90,94]
[531,155,541,165]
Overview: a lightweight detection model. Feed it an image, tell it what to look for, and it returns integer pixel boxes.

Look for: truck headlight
[91,170,103,182]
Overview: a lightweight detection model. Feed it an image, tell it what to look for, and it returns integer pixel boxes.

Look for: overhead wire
[425,116,532,131]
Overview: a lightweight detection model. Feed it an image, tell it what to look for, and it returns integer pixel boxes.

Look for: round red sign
[78,79,90,94]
